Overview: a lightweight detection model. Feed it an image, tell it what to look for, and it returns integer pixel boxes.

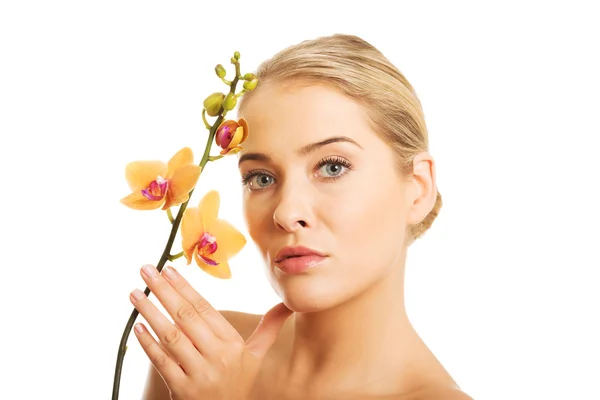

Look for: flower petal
[227,126,245,149]
[194,248,232,279]
[125,161,168,191]
[166,147,194,179]
[211,219,247,260]
[238,117,249,143]
[120,191,165,210]
[164,193,192,211]
[198,190,220,231]
[181,207,204,260]
[169,164,201,201]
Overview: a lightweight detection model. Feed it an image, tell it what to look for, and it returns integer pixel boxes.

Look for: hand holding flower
[131,264,293,400]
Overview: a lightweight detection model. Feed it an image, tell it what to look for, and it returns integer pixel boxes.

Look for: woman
[132,34,473,399]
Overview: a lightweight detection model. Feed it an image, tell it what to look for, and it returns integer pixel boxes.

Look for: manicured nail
[142,264,158,278]
[134,323,144,334]
[131,289,145,301]
[163,266,177,280]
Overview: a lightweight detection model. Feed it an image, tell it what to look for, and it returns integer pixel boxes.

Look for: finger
[246,302,294,359]
[130,288,204,375]
[162,265,240,342]
[133,322,186,384]
[140,264,220,352]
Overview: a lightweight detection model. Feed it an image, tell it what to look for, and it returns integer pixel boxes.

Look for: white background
[1,1,598,399]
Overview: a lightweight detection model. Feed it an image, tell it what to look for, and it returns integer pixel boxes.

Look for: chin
[268,272,358,313]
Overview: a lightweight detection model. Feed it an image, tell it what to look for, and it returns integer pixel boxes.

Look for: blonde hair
[238,33,442,245]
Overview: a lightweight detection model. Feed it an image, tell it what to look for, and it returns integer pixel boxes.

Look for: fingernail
[131,288,145,301]
[163,266,177,280]
[134,323,144,334]
[142,264,158,278]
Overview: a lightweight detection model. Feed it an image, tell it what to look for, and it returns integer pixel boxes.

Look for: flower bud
[234,51,240,60]
[222,93,237,111]
[243,78,258,91]
[243,73,256,81]
[203,92,225,116]
[215,118,249,156]
[230,56,238,64]
[215,64,226,78]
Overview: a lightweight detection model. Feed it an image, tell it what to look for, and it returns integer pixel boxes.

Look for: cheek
[327,178,407,262]
[243,198,270,250]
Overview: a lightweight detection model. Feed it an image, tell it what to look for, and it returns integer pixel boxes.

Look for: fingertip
[134,323,145,334]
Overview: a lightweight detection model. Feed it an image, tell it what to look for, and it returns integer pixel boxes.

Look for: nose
[272,181,312,232]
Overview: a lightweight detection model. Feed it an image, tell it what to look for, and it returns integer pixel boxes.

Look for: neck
[278,255,434,396]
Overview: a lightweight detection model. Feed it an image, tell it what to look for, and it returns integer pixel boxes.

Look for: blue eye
[241,156,353,192]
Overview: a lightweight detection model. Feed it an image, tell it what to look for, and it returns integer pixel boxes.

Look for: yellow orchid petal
[211,219,247,260]
[238,117,249,143]
[166,147,194,179]
[169,164,201,200]
[194,248,232,279]
[125,161,168,191]
[220,145,243,156]
[120,191,165,210]
[163,193,190,211]
[198,190,220,231]
[227,126,245,149]
[181,207,204,258]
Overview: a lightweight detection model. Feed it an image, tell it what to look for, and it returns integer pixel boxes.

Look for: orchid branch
[112,51,249,400]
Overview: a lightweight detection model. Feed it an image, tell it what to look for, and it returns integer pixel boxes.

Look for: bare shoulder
[219,310,264,340]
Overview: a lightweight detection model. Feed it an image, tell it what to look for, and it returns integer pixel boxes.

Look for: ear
[406,152,437,225]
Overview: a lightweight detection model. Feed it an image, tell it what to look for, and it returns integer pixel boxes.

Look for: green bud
[234,51,240,60]
[215,64,226,78]
[230,56,238,64]
[223,93,237,111]
[203,92,225,116]
[243,72,256,81]
[243,78,258,91]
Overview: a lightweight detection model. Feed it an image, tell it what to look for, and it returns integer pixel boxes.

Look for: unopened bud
[243,78,258,91]
[203,92,225,116]
[230,56,238,64]
[223,93,237,111]
[243,73,256,81]
[215,64,226,78]
[234,51,240,60]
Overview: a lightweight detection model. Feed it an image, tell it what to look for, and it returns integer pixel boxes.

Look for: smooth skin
[135,82,473,399]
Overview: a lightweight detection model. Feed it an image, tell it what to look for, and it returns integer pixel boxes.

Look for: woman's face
[237,82,417,312]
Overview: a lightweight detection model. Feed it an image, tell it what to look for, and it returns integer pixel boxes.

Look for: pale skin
[134,82,473,399]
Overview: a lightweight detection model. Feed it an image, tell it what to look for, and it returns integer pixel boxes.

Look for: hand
[129,264,294,400]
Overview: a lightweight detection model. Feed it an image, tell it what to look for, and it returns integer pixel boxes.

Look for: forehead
[238,82,372,148]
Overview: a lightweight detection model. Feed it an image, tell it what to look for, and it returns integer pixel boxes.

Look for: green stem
[201,109,211,130]
[166,208,174,223]
[208,155,224,161]
[111,60,243,400]
[168,251,184,261]
[220,77,232,86]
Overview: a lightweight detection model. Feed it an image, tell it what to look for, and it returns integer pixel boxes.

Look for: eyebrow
[238,136,363,167]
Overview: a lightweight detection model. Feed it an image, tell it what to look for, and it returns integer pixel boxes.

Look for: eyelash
[240,156,353,192]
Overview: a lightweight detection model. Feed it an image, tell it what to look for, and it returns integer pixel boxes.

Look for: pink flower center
[216,123,236,148]
[196,232,219,266]
[141,176,169,201]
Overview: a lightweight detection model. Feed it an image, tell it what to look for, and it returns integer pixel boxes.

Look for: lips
[274,245,327,263]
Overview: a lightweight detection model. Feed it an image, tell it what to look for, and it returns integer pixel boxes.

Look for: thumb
[245,302,294,359]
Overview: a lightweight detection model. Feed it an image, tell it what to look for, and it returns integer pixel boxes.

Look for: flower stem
[166,208,174,223]
[202,109,211,130]
[111,60,243,400]
[168,251,184,261]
